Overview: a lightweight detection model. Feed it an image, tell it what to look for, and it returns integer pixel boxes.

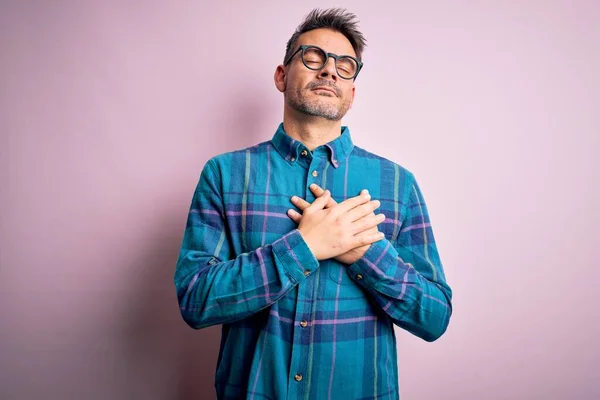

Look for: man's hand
[287,184,386,264]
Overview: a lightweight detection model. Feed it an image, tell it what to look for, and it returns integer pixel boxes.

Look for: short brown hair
[283,8,367,64]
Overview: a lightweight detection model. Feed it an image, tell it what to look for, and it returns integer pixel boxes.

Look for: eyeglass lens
[302,47,358,79]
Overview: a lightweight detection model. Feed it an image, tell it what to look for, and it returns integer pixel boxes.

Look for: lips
[312,87,337,96]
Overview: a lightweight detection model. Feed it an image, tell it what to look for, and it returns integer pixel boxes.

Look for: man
[174,7,452,399]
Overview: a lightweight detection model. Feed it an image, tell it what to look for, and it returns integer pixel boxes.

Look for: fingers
[345,199,381,223]
[335,191,372,215]
[286,208,302,223]
[290,185,339,213]
[288,186,370,221]
[309,183,326,196]
[350,212,386,235]
[310,184,367,200]
[308,189,330,211]
[290,196,311,211]
[308,184,371,216]
[309,184,338,208]
[352,230,386,248]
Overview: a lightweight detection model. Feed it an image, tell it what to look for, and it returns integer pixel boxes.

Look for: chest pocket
[327,259,355,285]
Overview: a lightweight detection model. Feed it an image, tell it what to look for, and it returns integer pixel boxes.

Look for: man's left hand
[287,184,384,265]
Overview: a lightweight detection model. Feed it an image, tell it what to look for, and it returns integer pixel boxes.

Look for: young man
[174,8,452,399]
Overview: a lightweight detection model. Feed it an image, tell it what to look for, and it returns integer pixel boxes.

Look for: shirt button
[294,374,303,382]
[356,274,363,280]
[300,320,308,327]
[312,170,318,177]
[304,270,310,276]
[290,157,296,162]
[301,150,308,156]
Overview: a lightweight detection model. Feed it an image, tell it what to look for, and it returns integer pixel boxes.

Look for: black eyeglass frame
[283,44,364,80]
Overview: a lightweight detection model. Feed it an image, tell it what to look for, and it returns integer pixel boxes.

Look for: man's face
[281,28,357,121]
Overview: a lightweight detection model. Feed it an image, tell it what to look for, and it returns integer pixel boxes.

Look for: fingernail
[291,196,298,202]
[310,184,317,190]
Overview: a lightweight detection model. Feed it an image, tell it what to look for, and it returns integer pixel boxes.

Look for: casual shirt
[174,122,453,399]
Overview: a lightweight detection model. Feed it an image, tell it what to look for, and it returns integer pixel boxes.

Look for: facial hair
[284,79,352,121]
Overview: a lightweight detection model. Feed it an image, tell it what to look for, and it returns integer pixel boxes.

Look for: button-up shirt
[174,122,453,399]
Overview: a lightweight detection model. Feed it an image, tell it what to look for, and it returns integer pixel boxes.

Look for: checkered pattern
[174,123,453,399]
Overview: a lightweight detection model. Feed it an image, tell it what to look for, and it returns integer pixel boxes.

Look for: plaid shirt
[174,122,453,399]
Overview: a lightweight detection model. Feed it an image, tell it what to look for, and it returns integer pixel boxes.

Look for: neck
[282,106,342,151]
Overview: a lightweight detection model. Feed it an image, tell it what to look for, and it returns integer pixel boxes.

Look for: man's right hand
[296,190,385,261]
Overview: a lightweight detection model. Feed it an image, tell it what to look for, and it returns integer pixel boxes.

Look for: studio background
[1,1,598,399]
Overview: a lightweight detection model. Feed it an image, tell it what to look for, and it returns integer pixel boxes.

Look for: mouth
[312,87,337,96]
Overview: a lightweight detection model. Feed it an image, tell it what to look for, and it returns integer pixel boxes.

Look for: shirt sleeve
[347,172,453,342]
[174,159,319,329]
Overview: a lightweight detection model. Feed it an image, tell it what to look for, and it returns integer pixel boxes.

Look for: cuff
[347,238,399,289]
[271,229,320,283]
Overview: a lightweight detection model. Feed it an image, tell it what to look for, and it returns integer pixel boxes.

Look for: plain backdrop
[1,1,599,399]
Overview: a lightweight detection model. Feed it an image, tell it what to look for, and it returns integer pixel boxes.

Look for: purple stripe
[256,247,270,303]
[399,269,410,301]
[382,300,393,312]
[360,257,387,279]
[400,222,431,232]
[250,334,268,399]
[224,191,293,198]
[184,273,199,296]
[298,295,364,302]
[383,291,448,310]
[196,209,292,222]
[282,234,304,272]
[200,284,291,312]
[222,190,405,202]
[261,145,271,246]
[268,309,294,324]
[424,293,450,308]
[269,309,378,325]
[191,209,222,217]
[314,315,377,325]
[226,210,289,219]
[374,241,390,265]
[395,255,424,296]
[385,333,392,399]
[328,267,343,400]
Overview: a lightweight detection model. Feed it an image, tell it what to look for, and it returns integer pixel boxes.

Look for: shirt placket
[287,147,328,398]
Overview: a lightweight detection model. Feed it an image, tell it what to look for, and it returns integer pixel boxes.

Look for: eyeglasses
[284,45,363,80]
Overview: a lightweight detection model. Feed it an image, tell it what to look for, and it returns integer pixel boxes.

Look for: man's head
[274,8,367,122]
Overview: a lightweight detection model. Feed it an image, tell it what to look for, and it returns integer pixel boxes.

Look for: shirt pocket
[328,260,355,285]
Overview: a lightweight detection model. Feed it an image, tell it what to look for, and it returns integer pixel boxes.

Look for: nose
[319,57,338,81]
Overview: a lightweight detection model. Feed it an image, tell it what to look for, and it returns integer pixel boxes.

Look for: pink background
[1,1,599,399]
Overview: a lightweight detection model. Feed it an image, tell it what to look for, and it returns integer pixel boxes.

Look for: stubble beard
[285,85,351,121]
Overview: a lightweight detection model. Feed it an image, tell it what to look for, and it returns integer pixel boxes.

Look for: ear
[274,65,286,93]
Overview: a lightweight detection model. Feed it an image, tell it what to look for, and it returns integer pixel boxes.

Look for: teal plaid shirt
[174,122,453,399]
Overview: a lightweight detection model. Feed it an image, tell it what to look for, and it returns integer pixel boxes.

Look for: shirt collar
[270,122,354,169]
